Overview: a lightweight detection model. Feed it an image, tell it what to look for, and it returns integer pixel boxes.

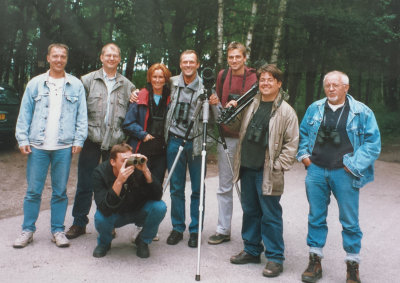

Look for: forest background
[1,0,399,142]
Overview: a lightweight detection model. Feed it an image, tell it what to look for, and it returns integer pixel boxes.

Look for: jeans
[72,139,110,227]
[240,167,285,264]
[166,135,202,233]
[305,163,362,262]
[216,137,238,235]
[147,153,167,185]
[94,200,167,246]
[22,147,72,233]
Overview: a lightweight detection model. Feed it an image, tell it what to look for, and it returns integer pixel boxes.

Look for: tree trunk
[217,0,224,71]
[270,0,287,64]
[125,47,137,82]
[245,1,258,61]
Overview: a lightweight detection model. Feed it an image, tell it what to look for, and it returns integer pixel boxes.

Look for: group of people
[13,41,381,283]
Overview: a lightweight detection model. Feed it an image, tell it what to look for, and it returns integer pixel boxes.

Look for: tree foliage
[1,0,399,134]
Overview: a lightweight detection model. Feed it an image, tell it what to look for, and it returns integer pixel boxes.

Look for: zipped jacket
[297,94,381,188]
[81,68,135,150]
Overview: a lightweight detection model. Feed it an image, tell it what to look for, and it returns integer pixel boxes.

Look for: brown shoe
[65,225,86,239]
[230,250,260,264]
[302,253,322,283]
[346,261,361,283]
[263,261,283,277]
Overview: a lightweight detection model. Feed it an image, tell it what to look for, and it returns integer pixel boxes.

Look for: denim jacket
[16,72,88,147]
[297,94,381,188]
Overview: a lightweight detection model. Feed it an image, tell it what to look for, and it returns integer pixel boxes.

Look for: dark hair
[227,41,247,57]
[48,43,69,56]
[256,64,283,82]
[110,143,132,160]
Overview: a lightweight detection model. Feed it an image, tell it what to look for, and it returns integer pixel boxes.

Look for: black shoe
[208,233,230,245]
[135,235,150,258]
[188,233,198,248]
[65,225,86,239]
[230,250,261,264]
[93,244,111,258]
[166,230,183,245]
[263,261,283,278]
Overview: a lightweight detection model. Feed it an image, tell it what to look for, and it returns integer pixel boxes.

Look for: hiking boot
[13,231,34,248]
[52,232,70,248]
[302,253,322,283]
[166,230,183,245]
[135,235,150,258]
[93,243,111,258]
[65,225,86,239]
[208,233,230,245]
[230,250,261,264]
[346,261,361,283]
[262,261,283,277]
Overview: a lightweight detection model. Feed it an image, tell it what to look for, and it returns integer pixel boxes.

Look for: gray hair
[323,70,349,85]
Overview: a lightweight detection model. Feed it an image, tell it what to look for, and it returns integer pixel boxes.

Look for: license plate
[0,113,5,120]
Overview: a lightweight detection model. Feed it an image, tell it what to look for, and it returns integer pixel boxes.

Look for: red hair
[147,63,172,83]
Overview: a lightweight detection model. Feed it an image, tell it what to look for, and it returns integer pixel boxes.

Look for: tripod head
[201,67,215,98]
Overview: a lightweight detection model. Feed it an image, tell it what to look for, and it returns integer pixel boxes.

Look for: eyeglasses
[324,83,347,89]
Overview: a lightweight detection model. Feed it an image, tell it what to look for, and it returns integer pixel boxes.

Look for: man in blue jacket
[14,43,87,249]
[297,71,381,283]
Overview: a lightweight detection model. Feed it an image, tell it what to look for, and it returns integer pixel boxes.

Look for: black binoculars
[247,125,268,145]
[174,102,190,124]
[316,126,341,145]
[126,156,146,166]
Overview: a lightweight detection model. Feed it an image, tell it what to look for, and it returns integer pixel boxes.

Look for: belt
[169,132,193,141]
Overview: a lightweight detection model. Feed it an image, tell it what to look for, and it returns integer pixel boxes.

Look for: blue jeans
[22,147,72,233]
[305,163,362,261]
[240,167,285,264]
[166,136,202,233]
[72,139,110,227]
[94,200,167,247]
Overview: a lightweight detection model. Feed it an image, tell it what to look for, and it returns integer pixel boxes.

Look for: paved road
[0,161,399,283]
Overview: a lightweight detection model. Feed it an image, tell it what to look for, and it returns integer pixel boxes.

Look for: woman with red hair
[123,63,171,184]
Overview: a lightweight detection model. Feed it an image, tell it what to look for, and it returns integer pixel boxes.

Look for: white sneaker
[52,231,70,248]
[13,231,34,248]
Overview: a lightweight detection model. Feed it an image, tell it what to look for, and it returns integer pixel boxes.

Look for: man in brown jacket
[227,64,299,278]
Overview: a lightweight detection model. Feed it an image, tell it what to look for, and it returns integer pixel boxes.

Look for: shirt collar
[178,73,199,91]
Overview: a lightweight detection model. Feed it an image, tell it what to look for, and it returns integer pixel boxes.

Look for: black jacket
[92,161,162,217]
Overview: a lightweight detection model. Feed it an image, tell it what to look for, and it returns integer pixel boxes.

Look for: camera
[316,126,341,145]
[126,156,146,166]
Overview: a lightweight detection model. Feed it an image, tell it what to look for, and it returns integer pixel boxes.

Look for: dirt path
[0,142,398,220]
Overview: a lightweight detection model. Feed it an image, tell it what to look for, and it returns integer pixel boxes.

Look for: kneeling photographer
[92,143,166,259]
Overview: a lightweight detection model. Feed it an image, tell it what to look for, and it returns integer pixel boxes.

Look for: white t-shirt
[35,76,71,150]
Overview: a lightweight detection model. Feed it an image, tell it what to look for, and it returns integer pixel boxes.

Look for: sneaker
[208,233,230,245]
[13,231,34,248]
[302,253,322,283]
[346,261,361,283]
[52,232,70,248]
[153,233,160,241]
[263,261,283,278]
[65,225,86,239]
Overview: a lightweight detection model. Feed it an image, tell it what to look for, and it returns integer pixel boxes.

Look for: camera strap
[228,69,247,95]
[323,101,346,130]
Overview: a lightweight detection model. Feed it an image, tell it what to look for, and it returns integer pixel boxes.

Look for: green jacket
[81,68,135,150]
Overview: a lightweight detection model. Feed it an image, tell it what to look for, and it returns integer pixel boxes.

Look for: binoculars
[247,125,268,145]
[317,126,341,145]
[126,156,146,166]
[174,102,190,124]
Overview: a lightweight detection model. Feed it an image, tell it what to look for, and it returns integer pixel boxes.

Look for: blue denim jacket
[297,94,381,188]
[16,72,88,147]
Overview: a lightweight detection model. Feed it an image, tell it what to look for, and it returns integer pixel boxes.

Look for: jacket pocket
[87,92,102,121]
[270,169,284,194]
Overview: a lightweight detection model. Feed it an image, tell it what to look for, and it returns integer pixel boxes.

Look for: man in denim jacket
[297,71,381,283]
[14,43,87,249]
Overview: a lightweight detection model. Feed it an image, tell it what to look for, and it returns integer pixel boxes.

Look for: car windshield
[0,86,19,104]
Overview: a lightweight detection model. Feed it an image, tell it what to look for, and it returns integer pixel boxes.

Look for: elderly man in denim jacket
[14,43,87,249]
[297,71,381,283]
